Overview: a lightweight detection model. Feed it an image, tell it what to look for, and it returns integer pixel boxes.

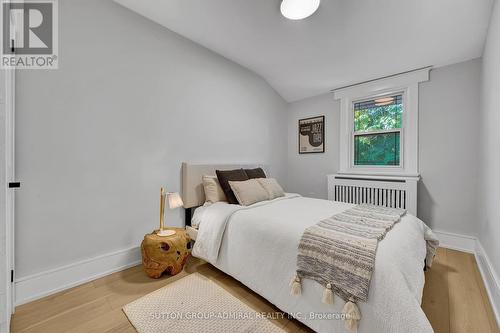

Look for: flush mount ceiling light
[280,0,320,20]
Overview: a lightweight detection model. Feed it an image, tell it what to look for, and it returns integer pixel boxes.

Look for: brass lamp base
[157,229,176,237]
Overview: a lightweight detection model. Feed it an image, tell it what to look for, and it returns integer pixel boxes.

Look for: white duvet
[192,194,437,333]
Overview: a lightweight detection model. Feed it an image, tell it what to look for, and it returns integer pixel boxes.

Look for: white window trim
[333,68,430,177]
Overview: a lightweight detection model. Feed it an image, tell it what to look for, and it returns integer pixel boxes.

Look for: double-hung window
[334,68,430,176]
[353,94,403,166]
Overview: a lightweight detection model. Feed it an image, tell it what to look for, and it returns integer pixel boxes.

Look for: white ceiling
[115,0,494,102]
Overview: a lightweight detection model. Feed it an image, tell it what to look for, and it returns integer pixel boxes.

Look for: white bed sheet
[192,194,436,333]
[190,205,207,228]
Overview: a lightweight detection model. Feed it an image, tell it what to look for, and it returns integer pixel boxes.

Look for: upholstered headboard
[181,162,267,209]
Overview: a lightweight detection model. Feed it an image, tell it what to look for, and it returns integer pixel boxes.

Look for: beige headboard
[181,162,267,208]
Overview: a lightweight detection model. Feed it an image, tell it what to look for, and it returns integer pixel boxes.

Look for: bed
[181,162,438,333]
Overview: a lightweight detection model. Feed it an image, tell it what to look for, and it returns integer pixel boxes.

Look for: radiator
[327,174,419,216]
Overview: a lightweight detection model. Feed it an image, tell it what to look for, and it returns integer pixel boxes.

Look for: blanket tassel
[342,297,361,333]
[321,283,334,305]
[289,275,301,296]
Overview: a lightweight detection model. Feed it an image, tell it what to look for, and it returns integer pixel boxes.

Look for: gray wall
[418,59,481,235]
[15,0,287,278]
[287,93,339,199]
[286,58,482,235]
[479,0,500,279]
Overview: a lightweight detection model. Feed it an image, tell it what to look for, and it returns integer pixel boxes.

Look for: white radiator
[327,174,419,216]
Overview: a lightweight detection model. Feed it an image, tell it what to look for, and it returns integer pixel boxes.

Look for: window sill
[336,170,420,180]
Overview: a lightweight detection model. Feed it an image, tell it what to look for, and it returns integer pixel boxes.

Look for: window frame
[334,68,430,176]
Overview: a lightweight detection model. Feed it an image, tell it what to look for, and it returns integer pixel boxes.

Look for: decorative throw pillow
[257,178,285,200]
[244,167,266,179]
[202,175,227,204]
[216,169,249,204]
[229,179,270,206]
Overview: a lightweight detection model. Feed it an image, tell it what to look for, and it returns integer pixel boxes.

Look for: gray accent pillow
[257,178,285,200]
[202,176,227,204]
[229,179,270,206]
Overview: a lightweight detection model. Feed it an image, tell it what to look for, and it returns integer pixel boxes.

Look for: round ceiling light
[280,0,320,20]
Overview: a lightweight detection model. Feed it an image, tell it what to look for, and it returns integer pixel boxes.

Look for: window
[334,68,430,176]
[353,94,403,166]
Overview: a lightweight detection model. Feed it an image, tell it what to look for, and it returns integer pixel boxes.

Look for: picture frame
[298,115,325,154]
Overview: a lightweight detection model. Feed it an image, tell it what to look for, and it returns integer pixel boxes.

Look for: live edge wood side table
[141,228,192,278]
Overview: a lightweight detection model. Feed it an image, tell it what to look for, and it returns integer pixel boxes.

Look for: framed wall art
[298,115,325,154]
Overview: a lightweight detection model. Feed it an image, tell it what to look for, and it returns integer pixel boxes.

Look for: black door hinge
[8,182,20,188]
[11,270,14,283]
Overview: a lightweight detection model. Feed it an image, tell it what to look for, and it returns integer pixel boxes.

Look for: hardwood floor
[421,248,499,333]
[11,248,499,333]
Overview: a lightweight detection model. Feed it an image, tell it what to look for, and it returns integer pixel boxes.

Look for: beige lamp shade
[167,192,183,209]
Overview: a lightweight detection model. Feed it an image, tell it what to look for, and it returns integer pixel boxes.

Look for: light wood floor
[11,248,499,333]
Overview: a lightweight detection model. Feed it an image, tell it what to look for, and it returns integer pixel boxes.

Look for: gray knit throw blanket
[290,204,406,332]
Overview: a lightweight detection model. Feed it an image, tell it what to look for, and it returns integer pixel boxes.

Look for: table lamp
[157,188,184,237]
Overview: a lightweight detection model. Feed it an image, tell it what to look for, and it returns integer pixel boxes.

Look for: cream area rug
[123,273,285,333]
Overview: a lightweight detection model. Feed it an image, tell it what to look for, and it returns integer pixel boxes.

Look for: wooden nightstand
[141,228,192,278]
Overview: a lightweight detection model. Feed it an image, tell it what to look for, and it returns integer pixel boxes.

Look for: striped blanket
[290,204,407,331]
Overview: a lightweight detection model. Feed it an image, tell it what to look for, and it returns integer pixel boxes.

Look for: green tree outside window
[353,95,403,166]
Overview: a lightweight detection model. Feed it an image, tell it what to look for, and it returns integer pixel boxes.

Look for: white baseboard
[14,246,141,307]
[433,230,476,253]
[475,241,500,326]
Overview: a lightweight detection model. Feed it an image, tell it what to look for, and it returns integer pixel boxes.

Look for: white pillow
[229,179,269,206]
[257,178,285,200]
[202,175,227,203]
